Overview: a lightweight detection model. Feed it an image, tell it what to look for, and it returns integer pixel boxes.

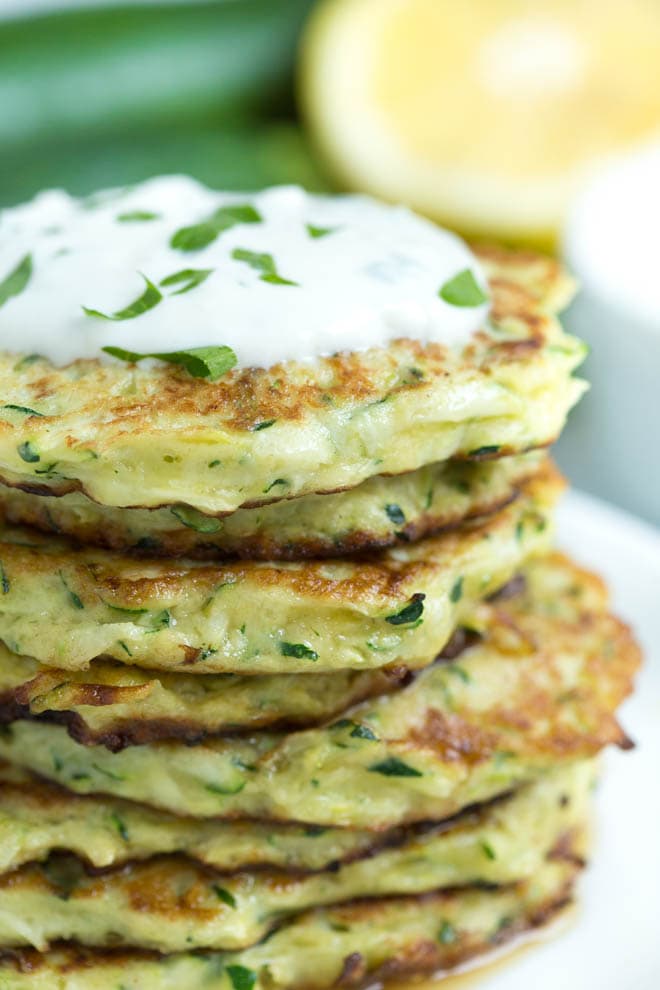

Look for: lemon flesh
[300,0,660,246]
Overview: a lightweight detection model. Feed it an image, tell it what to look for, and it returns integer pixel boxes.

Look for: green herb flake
[468,445,501,458]
[350,723,378,741]
[280,642,319,661]
[232,248,298,286]
[102,344,237,381]
[117,211,160,222]
[447,664,471,684]
[438,920,457,945]
[226,965,257,990]
[450,577,464,603]
[250,419,276,432]
[368,757,423,778]
[213,885,237,909]
[439,268,488,308]
[160,268,213,296]
[110,812,129,842]
[385,593,425,626]
[0,254,32,309]
[263,478,288,494]
[304,825,327,837]
[481,840,497,861]
[83,273,162,321]
[204,780,246,796]
[385,503,406,526]
[170,505,221,534]
[17,441,40,463]
[171,204,261,252]
[2,404,44,417]
[0,563,9,595]
[59,571,84,610]
[306,224,337,239]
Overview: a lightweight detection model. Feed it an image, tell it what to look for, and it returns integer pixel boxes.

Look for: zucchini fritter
[0,467,560,675]
[0,855,582,989]
[0,553,638,827]
[0,452,544,560]
[0,247,584,514]
[0,763,592,953]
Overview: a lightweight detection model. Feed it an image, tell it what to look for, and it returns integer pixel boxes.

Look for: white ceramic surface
[467,488,660,989]
[559,147,660,530]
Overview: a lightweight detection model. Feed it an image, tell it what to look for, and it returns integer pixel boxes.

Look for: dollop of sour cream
[0,176,489,369]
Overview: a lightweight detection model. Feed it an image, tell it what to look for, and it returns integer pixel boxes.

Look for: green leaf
[171,204,261,252]
[306,224,337,239]
[250,419,276,432]
[232,248,298,286]
[280,641,319,661]
[83,274,162,321]
[0,563,9,595]
[170,505,221,534]
[368,757,423,778]
[438,920,457,945]
[226,966,257,990]
[350,723,378,741]
[213,885,237,909]
[116,211,160,222]
[102,345,237,381]
[450,577,463,603]
[439,268,488,307]
[160,268,213,296]
[2,404,44,417]
[385,593,425,626]
[0,254,32,309]
[481,840,497,861]
[17,441,40,463]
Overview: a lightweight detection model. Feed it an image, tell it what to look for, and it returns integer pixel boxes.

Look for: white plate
[471,489,660,990]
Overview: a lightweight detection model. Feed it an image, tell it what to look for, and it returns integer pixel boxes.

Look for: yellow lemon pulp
[300,0,660,246]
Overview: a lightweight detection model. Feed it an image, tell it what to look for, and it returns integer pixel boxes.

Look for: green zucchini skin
[0,1,318,205]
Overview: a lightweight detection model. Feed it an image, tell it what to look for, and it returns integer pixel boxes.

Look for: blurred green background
[0,0,327,206]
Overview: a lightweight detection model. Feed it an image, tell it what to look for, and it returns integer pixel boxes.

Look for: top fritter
[0,178,585,514]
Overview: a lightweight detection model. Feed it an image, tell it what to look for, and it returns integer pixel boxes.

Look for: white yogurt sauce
[0,176,489,369]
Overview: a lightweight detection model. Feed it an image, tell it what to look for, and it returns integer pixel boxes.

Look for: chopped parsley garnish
[438,920,457,944]
[226,965,257,990]
[84,273,162,321]
[439,268,488,308]
[0,254,32,309]
[160,268,213,296]
[2,404,43,417]
[0,563,9,594]
[280,641,319,661]
[385,503,406,526]
[250,419,276,432]
[171,204,261,252]
[17,441,40,463]
[481,840,497,861]
[102,345,237,381]
[232,248,298,286]
[116,211,160,222]
[369,757,423,778]
[306,224,337,239]
[450,577,464,603]
[385,593,425,626]
[213,885,237,909]
[170,505,222,533]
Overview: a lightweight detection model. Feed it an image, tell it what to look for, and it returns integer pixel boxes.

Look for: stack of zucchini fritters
[0,245,639,988]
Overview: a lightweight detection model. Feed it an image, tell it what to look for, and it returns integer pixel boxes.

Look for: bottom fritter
[0,762,593,953]
[0,854,582,990]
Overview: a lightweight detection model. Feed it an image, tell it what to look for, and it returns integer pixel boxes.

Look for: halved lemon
[299,0,660,247]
